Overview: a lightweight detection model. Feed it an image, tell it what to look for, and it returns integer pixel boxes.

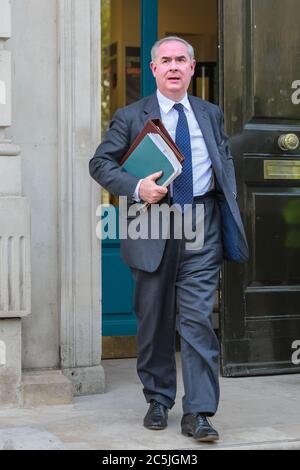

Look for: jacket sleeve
[89,107,140,199]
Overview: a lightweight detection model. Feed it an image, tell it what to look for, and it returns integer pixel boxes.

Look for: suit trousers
[131,194,223,415]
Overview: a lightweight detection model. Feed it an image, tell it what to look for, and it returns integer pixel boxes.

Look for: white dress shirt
[133,89,214,201]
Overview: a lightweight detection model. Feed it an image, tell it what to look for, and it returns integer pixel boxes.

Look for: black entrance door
[220,0,300,376]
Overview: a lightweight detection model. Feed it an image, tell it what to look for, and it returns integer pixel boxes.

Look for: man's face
[150,40,195,101]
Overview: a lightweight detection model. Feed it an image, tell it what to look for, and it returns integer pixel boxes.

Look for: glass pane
[101,0,141,205]
[158,0,218,103]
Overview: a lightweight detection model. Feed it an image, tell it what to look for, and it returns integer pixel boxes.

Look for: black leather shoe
[181,413,219,442]
[144,400,168,430]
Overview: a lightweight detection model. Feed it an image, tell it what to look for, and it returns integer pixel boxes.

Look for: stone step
[22,370,73,406]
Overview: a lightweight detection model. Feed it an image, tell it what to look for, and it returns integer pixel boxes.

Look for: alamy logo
[291,340,300,365]
[96,196,205,251]
[291,80,300,105]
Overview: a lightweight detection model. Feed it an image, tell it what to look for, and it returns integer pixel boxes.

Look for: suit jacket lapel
[188,95,223,186]
[142,93,161,123]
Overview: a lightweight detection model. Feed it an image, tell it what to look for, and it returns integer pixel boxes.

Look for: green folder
[122,134,175,186]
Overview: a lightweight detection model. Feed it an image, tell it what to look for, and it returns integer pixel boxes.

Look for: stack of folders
[120,119,185,211]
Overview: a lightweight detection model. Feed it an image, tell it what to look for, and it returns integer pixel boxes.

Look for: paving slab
[0,355,299,450]
[0,427,66,450]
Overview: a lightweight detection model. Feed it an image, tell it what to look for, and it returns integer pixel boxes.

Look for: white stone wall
[4,0,103,397]
[6,0,59,368]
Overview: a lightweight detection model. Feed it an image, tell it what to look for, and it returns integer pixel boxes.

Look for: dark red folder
[120,119,185,166]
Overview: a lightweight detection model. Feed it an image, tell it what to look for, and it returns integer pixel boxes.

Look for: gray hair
[151,36,195,62]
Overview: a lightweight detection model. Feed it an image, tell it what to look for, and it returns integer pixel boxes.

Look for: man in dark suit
[89,36,248,442]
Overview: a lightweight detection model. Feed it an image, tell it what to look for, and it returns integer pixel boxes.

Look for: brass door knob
[278,133,299,151]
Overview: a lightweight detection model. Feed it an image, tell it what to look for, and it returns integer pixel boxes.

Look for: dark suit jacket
[89,93,249,271]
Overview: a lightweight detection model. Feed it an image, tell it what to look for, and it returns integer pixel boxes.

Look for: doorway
[99,0,300,376]
[100,0,219,358]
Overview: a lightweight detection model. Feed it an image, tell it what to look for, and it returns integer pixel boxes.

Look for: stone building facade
[0,0,104,406]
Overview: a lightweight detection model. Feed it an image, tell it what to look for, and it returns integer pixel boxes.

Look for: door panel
[102,240,136,336]
[220,0,300,376]
[253,1,299,119]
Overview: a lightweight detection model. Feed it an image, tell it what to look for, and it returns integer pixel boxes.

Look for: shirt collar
[156,89,191,114]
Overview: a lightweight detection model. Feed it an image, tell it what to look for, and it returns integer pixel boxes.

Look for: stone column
[58,0,105,395]
[0,0,31,406]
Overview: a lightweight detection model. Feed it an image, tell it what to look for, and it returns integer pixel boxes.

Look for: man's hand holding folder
[139,170,168,204]
[120,119,185,209]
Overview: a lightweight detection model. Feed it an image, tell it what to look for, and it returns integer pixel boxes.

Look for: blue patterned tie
[173,103,194,210]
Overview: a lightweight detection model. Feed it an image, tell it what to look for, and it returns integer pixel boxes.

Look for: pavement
[0,354,300,450]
